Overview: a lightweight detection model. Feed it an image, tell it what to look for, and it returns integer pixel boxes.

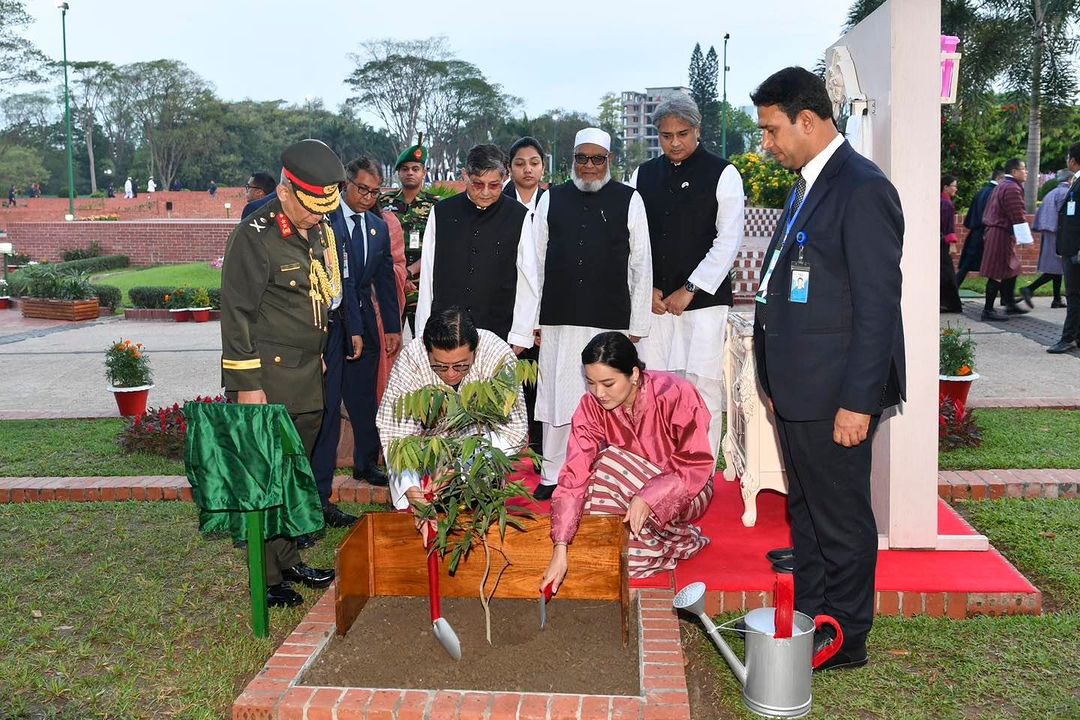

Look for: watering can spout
[672,582,747,686]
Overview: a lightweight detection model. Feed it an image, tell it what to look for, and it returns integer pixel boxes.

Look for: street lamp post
[58,1,75,219]
[721,33,730,158]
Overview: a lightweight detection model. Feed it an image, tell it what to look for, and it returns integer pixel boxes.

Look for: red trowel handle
[811,615,844,668]
[541,581,554,602]
[427,549,442,623]
[773,573,794,639]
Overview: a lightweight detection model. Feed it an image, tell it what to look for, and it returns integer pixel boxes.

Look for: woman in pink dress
[541,332,715,588]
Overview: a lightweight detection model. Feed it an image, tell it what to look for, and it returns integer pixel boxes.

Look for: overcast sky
[20,0,855,122]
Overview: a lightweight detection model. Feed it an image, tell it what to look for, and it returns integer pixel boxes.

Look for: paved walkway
[0,469,1073,504]
[1,295,1078,418]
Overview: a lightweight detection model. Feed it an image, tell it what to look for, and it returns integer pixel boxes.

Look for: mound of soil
[302,596,638,695]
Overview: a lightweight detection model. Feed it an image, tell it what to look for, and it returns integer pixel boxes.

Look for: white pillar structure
[827,0,986,550]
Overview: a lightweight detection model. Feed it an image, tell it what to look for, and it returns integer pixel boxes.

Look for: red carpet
[516,468,1036,595]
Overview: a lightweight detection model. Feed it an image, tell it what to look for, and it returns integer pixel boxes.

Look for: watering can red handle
[811,615,844,668]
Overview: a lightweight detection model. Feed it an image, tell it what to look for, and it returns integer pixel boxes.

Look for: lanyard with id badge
[756,182,811,305]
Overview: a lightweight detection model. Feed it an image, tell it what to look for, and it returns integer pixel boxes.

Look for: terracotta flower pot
[108,384,153,417]
[939,372,979,419]
[169,308,192,322]
[0,297,10,309]
[190,307,211,323]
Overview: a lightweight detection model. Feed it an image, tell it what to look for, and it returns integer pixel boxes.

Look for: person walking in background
[124,176,133,199]
[940,175,963,313]
[1046,143,1080,354]
[956,168,1003,286]
[208,180,218,198]
[1019,176,1070,309]
[979,158,1030,321]
[146,176,157,193]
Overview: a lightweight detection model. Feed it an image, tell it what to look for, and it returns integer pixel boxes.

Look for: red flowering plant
[105,339,152,389]
[119,395,227,459]
[939,397,982,451]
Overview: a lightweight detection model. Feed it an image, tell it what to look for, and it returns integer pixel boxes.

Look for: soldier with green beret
[380,133,439,274]
[219,138,345,608]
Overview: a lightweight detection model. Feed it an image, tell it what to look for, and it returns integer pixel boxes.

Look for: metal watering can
[673,576,843,719]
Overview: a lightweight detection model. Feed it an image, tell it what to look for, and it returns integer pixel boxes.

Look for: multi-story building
[621,86,692,159]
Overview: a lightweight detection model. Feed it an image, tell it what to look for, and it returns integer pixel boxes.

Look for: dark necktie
[775,175,808,257]
[351,213,366,274]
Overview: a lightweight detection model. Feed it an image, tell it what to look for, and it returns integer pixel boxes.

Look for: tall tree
[597,92,625,167]
[422,60,515,170]
[0,0,48,103]
[687,43,721,149]
[345,37,450,152]
[125,60,216,189]
[985,0,1080,210]
[69,61,116,194]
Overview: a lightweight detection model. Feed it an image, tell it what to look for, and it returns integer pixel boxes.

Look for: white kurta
[414,203,540,349]
[629,163,745,382]
[533,185,653,428]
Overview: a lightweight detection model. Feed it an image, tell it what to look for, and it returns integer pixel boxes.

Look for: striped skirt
[585,446,713,578]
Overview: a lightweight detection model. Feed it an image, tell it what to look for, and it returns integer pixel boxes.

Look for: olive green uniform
[220,197,336,584]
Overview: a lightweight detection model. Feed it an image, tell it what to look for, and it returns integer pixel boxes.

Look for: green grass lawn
[693,498,1079,720]
[939,408,1080,470]
[0,419,184,477]
[0,501,380,720]
[91,263,222,307]
[960,274,1056,297]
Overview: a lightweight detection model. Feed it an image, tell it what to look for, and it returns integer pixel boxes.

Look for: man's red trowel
[539,581,555,629]
[423,520,462,660]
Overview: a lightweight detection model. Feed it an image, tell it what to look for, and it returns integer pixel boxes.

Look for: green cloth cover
[184,402,324,542]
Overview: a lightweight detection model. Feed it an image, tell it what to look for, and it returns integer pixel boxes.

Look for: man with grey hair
[532,127,653,501]
[630,94,745,457]
[415,143,539,352]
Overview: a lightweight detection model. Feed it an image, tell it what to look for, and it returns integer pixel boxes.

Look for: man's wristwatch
[685,281,698,294]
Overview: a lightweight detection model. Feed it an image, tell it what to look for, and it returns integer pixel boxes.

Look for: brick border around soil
[231,586,691,720]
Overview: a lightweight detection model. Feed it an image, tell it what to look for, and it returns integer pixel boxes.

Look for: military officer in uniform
[380,134,439,331]
[219,139,344,608]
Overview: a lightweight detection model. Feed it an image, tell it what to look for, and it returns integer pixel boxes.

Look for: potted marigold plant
[189,287,212,322]
[105,338,154,416]
[939,323,978,420]
[167,287,192,322]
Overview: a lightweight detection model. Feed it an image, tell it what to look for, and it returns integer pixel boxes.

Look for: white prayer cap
[574,127,611,151]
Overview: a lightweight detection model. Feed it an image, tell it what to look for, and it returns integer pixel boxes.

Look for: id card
[1068,201,1076,217]
[409,231,421,250]
[789,262,810,303]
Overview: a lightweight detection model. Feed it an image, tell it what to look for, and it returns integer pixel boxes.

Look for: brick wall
[0,189,249,227]
[954,213,1043,275]
[7,220,234,266]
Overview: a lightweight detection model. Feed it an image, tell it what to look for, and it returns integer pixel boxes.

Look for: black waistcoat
[540,180,635,329]
[634,146,733,309]
[431,192,528,340]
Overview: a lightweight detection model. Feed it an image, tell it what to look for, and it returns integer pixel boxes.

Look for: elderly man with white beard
[532,127,653,501]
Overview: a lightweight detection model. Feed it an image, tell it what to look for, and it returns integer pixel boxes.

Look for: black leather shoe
[267,582,303,608]
[295,534,317,550]
[814,647,869,672]
[354,466,390,486]
[1004,303,1029,315]
[771,557,794,573]
[1047,340,1076,354]
[1019,286,1035,308]
[766,547,794,562]
[532,483,556,501]
[1051,300,1066,309]
[282,563,335,589]
[323,503,358,528]
[981,309,1009,322]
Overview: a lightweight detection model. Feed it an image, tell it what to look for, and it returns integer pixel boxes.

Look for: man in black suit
[1047,143,1080,353]
[311,156,402,527]
[750,67,906,671]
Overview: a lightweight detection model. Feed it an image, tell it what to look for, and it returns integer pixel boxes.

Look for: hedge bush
[92,284,122,308]
[61,242,104,262]
[53,255,130,274]
[129,286,172,309]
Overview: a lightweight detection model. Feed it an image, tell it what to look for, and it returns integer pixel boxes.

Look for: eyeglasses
[430,362,473,375]
[244,184,260,190]
[574,153,608,166]
[348,179,381,198]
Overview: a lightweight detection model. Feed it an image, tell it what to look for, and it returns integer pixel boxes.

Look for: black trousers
[311,317,381,504]
[265,407,321,586]
[1061,258,1080,343]
[774,414,880,652]
[955,231,983,286]
[518,345,543,453]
